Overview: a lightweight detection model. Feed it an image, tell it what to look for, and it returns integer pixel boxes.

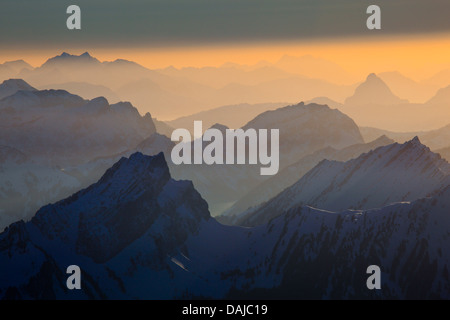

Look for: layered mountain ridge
[1,152,449,299]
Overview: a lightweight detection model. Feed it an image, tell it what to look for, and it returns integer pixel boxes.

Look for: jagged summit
[345,73,408,106]
[237,137,450,226]
[27,152,209,263]
[41,52,100,68]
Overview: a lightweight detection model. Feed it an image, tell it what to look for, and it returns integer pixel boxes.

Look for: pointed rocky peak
[345,73,408,105]
[371,134,394,145]
[28,151,209,263]
[97,152,170,189]
[209,123,229,133]
[407,136,421,145]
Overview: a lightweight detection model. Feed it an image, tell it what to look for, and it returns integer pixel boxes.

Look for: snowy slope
[237,137,450,226]
[221,135,394,221]
[0,152,449,299]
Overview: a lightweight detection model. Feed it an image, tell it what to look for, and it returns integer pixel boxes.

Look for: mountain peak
[345,73,408,106]
[41,52,100,68]
[209,123,229,132]
[0,78,36,100]
[366,72,378,81]
[0,78,34,89]
[409,135,421,144]
[28,151,209,263]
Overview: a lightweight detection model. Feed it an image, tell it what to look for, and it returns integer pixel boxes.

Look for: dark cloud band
[1,0,449,47]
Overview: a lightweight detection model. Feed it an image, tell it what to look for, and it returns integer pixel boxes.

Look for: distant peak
[209,123,229,131]
[371,134,394,145]
[409,136,422,145]
[345,72,407,105]
[0,79,36,99]
[42,52,100,67]
[364,73,384,84]
[1,78,32,87]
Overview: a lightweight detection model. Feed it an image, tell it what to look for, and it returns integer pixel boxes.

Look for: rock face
[236,137,450,227]
[1,152,449,299]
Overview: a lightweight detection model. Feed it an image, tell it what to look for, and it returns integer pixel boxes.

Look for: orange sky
[3,33,450,82]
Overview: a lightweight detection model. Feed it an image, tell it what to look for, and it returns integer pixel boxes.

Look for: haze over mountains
[1,52,450,299]
[170,102,364,215]
[1,153,449,299]
[235,138,450,227]
[221,135,394,221]
[341,73,450,131]
[0,88,156,165]
[3,52,356,120]
[2,52,450,132]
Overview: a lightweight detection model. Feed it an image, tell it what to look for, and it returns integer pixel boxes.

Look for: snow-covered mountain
[221,135,394,221]
[345,73,408,106]
[1,152,449,299]
[0,78,36,100]
[237,137,450,226]
[0,132,175,231]
[0,86,156,165]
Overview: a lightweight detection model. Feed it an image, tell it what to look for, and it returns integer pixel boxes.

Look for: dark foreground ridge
[0,152,449,299]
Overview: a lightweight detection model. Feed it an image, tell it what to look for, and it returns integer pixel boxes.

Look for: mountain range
[170,102,364,215]
[220,135,394,221]
[0,84,156,165]
[1,152,449,299]
[1,52,450,300]
[341,73,450,131]
[235,137,450,227]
